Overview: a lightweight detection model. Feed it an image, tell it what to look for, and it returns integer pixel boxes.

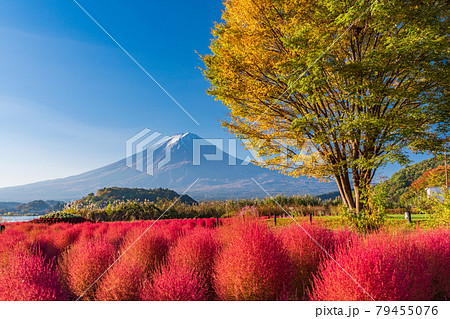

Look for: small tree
[202,0,449,213]
[343,181,388,232]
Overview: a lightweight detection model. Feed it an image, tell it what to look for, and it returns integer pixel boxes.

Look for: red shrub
[103,222,133,248]
[95,228,170,301]
[119,228,170,272]
[140,264,208,301]
[196,219,206,227]
[277,223,345,299]
[215,219,295,300]
[0,229,31,268]
[164,221,185,242]
[311,232,434,301]
[204,218,217,228]
[217,218,243,246]
[92,223,110,239]
[77,223,101,242]
[33,233,61,261]
[169,227,221,297]
[52,225,82,252]
[31,224,83,261]
[12,223,39,235]
[96,259,146,301]
[413,229,450,300]
[0,248,66,300]
[59,238,116,300]
[332,228,358,251]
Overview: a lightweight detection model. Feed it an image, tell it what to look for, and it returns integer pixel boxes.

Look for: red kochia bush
[204,218,217,228]
[214,219,295,300]
[104,222,134,248]
[140,264,208,301]
[77,223,101,242]
[311,232,434,301]
[0,229,31,268]
[168,227,221,297]
[52,225,82,252]
[117,228,170,273]
[277,223,347,299]
[163,221,185,242]
[95,228,170,301]
[170,227,221,276]
[0,248,66,301]
[59,238,116,300]
[413,229,450,300]
[33,233,61,261]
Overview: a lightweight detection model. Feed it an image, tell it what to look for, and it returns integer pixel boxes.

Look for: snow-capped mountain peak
[0,132,337,201]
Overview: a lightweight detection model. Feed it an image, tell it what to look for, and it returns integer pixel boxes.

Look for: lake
[0,216,39,223]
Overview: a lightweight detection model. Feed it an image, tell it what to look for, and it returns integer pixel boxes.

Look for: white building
[426,187,445,202]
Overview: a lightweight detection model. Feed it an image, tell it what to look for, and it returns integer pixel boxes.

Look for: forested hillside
[75,187,197,208]
[384,158,445,204]
[0,200,64,215]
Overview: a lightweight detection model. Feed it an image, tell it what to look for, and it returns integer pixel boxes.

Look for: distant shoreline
[0,216,39,223]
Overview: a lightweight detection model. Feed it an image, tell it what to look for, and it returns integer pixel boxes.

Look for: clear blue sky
[0,0,431,188]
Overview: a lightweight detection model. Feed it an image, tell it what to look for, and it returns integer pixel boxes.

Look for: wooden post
[274,214,277,226]
[405,211,412,224]
[216,217,220,228]
[309,213,313,224]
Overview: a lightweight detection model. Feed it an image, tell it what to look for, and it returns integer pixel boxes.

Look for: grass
[264,214,433,230]
[386,213,430,221]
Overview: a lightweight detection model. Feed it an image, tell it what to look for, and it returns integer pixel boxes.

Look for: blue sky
[0,0,431,188]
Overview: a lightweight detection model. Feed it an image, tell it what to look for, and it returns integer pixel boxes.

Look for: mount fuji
[0,132,338,202]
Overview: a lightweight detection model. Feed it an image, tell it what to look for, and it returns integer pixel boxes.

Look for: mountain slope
[0,133,338,202]
[384,157,445,203]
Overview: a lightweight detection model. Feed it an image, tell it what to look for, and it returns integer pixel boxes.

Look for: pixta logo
[126,129,172,176]
[126,129,316,175]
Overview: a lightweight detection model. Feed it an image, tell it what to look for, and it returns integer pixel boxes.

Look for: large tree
[202,0,449,212]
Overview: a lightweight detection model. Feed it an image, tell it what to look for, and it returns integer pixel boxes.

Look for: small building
[426,187,445,202]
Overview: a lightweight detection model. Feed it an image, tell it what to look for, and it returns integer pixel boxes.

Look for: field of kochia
[0,218,449,301]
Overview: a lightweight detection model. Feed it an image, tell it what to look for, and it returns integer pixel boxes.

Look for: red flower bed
[0,217,448,301]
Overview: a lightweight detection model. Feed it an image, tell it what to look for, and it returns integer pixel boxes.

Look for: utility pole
[445,151,448,189]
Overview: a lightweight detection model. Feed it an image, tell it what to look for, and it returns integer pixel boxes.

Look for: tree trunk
[335,173,356,211]
[335,175,350,208]
[335,171,372,214]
